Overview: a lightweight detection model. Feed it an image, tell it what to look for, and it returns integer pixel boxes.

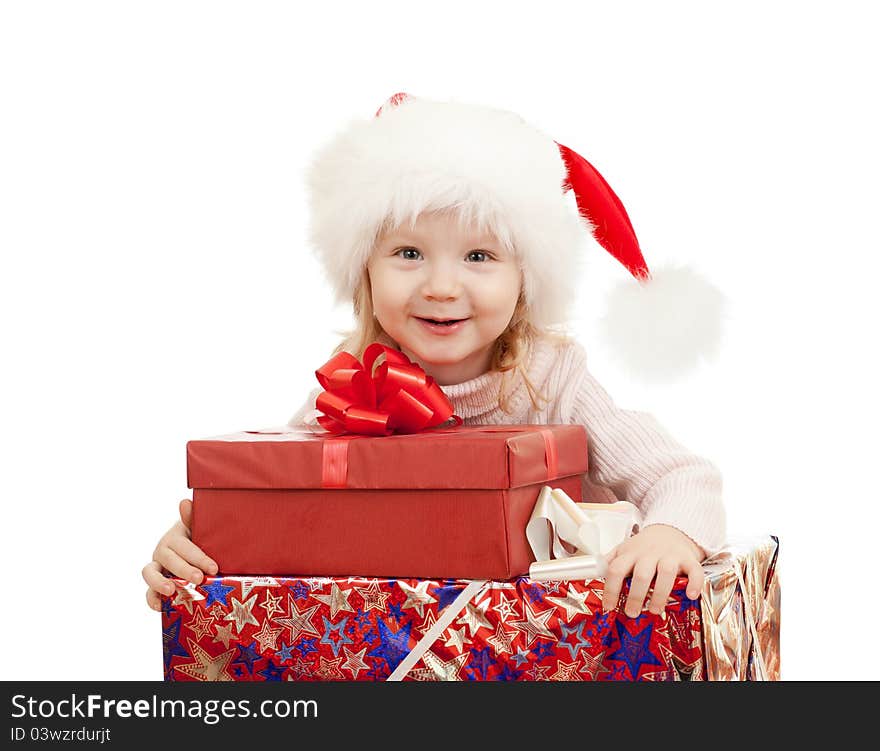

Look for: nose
[420,259,462,301]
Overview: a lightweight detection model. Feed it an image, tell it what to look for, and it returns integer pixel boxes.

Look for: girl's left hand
[601,524,706,618]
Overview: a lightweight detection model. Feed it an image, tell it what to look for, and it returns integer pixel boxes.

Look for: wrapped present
[187,424,588,580]
[160,535,779,681]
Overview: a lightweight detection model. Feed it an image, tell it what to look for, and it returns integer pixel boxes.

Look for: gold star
[443,626,472,653]
[508,600,556,648]
[667,612,694,647]
[491,594,518,623]
[212,622,236,649]
[174,638,235,681]
[546,586,593,620]
[306,577,330,592]
[642,669,676,681]
[579,649,609,680]
[273,594,321,642]
[408,668,440,681]
[312,582,355,618]
[185,607,215,641]
[416,610,439,636]
[286,657,313,680]
[550,660,581,681]
[527,663,552,681]
[397,580,437,618]
[240,577,280,599]
[209,603,227,621]
[223,593,259,634]
[456,596,493,638]
[421,650,470,681]
[486,623,517,655]
[354,580,392,613]
[251,619,283,653]
[171,582,204,615]
[313,655,345,680]
[341,646,371,680]
[586,581,606,604]
[258,589,284,621]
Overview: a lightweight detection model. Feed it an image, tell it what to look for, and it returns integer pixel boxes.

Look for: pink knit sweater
[288,336,726,556]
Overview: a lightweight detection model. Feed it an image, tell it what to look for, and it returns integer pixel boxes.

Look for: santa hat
[305,92,723,381]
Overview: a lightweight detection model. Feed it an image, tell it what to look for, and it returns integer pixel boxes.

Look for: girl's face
[367,211,522,385]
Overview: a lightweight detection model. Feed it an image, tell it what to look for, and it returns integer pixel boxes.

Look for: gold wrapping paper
[700,535,780,680]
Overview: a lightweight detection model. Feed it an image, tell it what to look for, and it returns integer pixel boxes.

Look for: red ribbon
[314,343,461,436]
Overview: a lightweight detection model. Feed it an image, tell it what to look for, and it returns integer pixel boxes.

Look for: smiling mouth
[416,317,468,326]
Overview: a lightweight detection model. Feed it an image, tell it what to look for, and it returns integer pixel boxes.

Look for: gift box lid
[186,424,588,491]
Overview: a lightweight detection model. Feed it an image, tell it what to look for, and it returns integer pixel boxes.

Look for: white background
[2,1,877,681]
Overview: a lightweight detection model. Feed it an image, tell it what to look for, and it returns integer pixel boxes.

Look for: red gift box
[187,424,588,580]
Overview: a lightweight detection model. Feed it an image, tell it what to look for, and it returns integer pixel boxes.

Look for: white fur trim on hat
[304,96,590,328]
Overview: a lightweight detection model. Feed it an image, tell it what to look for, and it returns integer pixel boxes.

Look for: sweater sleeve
[570,359,727,557]
[287,387,323,427]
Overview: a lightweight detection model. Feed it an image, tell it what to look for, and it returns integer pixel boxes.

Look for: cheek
[370,275,407,318]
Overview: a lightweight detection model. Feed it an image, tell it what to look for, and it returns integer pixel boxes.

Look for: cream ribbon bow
[526,486,639,581]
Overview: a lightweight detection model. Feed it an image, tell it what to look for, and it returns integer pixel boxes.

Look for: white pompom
[599,265,725,382]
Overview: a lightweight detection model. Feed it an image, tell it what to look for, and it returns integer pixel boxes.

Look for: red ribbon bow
[314,343,460,436]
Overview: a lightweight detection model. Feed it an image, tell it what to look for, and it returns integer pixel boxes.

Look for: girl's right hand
[142,499,218,612]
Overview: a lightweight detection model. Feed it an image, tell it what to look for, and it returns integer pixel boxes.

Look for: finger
[142,561,175,596]
[167,535,218,577]
[684,558,705,600]
[602,553,635,613]
[603,543,621,564]
[648,558,679,614]
[624,558,658,618]
[146,587,162,612]
[179,498,194,530]
[154,546,208,585]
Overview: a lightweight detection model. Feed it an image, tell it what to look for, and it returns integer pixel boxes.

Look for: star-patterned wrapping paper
[160,536,779,681]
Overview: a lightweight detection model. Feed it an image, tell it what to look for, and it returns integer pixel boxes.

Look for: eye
[396,247,422,261]
[466,250,491,263]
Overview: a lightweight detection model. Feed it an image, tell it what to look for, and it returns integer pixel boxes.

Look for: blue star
[202,579,235,607]
[233,641,262,674]
[676,589,701,613]
[275,641,295,663]
[292,581,309,600]
[233,664,247,678]
[367,619,413,672]
[510,648,531,667]
[162,617,189,672]
[296,637,318,657]
[388,602,404,622]
[160,595,175,617]
[367,663,387,680]
[354,609,372,629]
[258,660,285,681]
[495,663,521,681]
[530,640,555,660]
[607,620,664,679]
[523,583,545,603]
[362,626,378,644]
[321,616,353,657]
[434,583,467,611]
[558,621,591,660]
[466,646,494,681]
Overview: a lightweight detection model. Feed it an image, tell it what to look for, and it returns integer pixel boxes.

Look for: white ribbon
[386,579,486,681]
[526,486,639,581]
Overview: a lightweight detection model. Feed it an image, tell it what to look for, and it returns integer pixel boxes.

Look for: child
[143,93,726,621]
